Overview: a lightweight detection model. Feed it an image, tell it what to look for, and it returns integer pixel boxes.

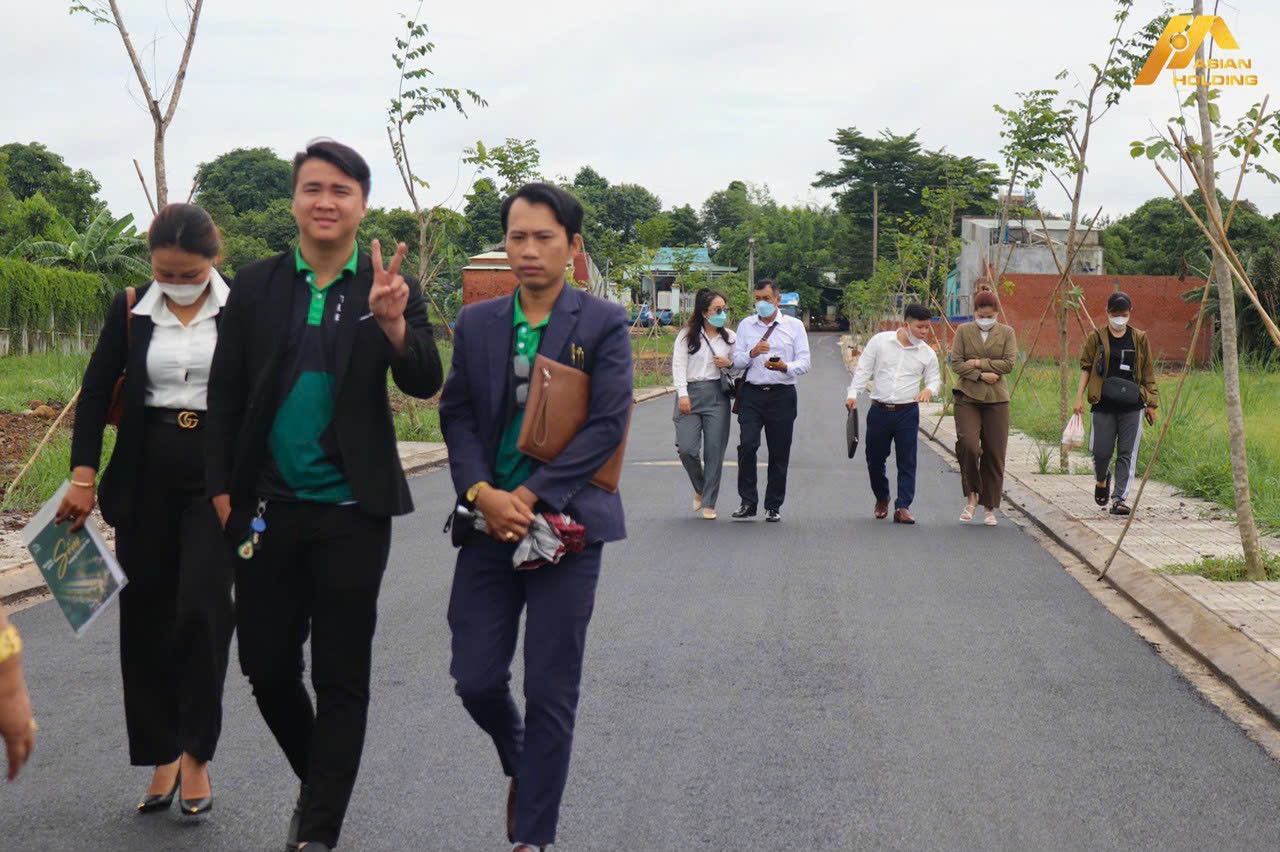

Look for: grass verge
[1161,552,1280,582]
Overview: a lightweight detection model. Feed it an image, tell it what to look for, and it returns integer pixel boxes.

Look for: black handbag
[1095,330,1142,407]
[702,331,736,397]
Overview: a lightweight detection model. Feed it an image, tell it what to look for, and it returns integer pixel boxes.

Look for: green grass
[1161,552,1280,582]
[1008,360,1280,531]
[1,430,116,513]
[0,351,89,412]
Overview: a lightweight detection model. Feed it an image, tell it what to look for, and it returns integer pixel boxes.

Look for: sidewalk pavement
[0,386,676,606]
[840,333,1280,725]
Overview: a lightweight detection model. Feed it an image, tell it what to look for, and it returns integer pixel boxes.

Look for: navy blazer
[439,285,632,543]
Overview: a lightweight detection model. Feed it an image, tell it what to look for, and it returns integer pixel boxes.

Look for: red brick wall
[986,274,1214,365]
[462,268,519,305]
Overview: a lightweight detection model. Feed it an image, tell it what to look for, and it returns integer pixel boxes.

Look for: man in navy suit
[439,183,632,851]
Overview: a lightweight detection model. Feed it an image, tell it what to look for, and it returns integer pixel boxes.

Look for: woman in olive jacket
[1074,291,1159,515]
[948,289,1017,526]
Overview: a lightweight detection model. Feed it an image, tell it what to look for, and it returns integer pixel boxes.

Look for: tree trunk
[153,123,168,208]
[1193,0,1265,580]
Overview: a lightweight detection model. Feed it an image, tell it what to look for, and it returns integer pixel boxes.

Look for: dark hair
[292,139,371,198]
[685,288,730,354]
[148,203,220,258]
[500,183,584,241]
[753,279,780,296]
[904,303,933,322]
[973,290,999,310]
[1107,291,1133,313]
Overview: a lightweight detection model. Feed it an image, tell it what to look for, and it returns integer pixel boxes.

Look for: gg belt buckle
[176,410,200,430]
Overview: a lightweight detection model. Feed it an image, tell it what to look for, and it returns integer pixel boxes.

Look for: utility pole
[871,185,879,276]
[748,236,756,286]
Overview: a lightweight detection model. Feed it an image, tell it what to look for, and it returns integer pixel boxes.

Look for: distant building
[641,247,737,314]
[952,216,1104,317]
[461,250,603,305]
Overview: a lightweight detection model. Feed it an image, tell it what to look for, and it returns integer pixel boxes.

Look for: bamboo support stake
[1099,278,1213,579]
[0,389,81,512]
[133,159,158,217]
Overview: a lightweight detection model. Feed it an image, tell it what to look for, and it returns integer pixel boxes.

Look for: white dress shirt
[847,329,942,404]
[731,313,811,386]
[672,326,736,396]
[133,271,230,410]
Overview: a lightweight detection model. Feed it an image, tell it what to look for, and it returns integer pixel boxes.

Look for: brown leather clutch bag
[516,354,630,493]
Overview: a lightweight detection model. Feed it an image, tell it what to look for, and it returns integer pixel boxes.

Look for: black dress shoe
[137,772,180,814]
[765,509,781,523]
[731,504,757,520]
[286,785,309,851]
[507,778,518,843]
[296,845,331,851]
[180,791,212,818]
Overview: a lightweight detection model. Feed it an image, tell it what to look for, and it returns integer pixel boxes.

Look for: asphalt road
[4,333,1280,850]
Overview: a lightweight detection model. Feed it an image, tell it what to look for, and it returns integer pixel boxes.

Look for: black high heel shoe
[137,771,181,814]
[180,771,213,818]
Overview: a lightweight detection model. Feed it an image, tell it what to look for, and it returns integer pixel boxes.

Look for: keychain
[237,499,269,560]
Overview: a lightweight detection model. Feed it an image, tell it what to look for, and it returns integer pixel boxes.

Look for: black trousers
[233,501,391,849]
[448,536,603,847]
[736,383,798,511]
[112,421,234,766]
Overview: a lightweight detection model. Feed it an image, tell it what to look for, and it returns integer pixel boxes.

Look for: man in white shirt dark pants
[731,280,811,522]
[846,303,942,524]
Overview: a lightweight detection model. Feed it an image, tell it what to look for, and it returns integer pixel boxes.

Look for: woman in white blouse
[59,203,233,820]
[672,288,737,519]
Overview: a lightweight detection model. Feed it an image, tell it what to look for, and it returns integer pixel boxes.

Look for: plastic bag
[1061,413,1085,448]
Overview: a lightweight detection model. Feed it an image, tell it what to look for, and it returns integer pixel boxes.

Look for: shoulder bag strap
[125,287,137,352]
[744,321,779,382]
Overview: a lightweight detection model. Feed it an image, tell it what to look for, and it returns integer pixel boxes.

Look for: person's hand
[0,658,35,781]
[677,396,692,415]
[369,239,410,353]
[212,494,232,530]
[966,358,982,369]
[845,398,857,412]
[1074,398,1084,415]
[1145,406,1157,425]
[712,355,732,369]
[915,388,934,403]
[765,358,787,372]
[750,339,771,358]
[475,487,535,543]
[54,482,95,533]
[981,372,999,385]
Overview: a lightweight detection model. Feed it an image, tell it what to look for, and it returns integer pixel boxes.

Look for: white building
[953,216,1104,316]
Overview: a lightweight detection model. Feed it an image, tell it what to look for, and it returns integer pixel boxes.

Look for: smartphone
[768,355,781,363]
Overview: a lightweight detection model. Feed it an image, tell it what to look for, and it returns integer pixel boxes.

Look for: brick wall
[986,274,1214,365]
[461,267,519,305]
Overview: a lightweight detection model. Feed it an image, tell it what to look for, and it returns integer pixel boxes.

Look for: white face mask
[906,331,923,346]
[1109,315,1130,330]
[157,279,209,307]
[975,317,997,331]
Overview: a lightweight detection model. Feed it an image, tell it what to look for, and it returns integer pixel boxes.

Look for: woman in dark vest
[58,203,235,819]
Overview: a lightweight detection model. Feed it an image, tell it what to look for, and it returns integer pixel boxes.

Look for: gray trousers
[1090,408,1143,501]
[674,380,731,509]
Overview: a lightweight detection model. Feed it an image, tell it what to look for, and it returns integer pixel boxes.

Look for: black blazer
[70,283,226,529]
[205,250,443,518]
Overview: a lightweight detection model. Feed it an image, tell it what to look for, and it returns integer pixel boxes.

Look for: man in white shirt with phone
[846,303,941,524]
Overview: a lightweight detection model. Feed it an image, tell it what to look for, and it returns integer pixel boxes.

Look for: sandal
[983,509,998,526]
[959,504,976,523]
[1110,499,1131,516]
[1094,473,1111,507]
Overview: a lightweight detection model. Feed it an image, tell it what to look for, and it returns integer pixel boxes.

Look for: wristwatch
[465,481,491,504]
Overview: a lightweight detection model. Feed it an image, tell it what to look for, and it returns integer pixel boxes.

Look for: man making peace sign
[206,140,443,851]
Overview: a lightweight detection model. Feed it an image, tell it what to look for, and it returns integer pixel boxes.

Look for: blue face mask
[755,300,777,318]
[707,311,728,328]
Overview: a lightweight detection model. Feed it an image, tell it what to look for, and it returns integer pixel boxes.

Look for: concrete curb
[1,385,682,606]
[918,422,1280,729]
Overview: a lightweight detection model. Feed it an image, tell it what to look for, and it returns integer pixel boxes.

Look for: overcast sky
[5,0,1279,229]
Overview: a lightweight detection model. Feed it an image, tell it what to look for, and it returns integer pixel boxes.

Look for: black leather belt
[145,408,204,429]
[744,383,794,392]
[872,400,918,411]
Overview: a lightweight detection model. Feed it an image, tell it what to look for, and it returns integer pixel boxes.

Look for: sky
[5,0,1280,229]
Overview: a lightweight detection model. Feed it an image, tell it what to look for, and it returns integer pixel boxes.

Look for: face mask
[157,280,209,306]
[975,317,997,331]
[1109,315,1130,329]
[707,311,728,328]
[755,300,777,319]
[906,331,923,346]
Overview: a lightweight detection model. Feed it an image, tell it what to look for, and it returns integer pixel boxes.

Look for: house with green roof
[642,246,737,314]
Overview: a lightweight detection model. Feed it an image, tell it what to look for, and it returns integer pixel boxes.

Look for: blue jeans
[865,403,920,509]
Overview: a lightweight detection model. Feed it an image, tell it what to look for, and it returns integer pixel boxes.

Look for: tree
[463,138,542,195]
[386,3,486,334]
[715,204,840,312]
[0,193,64,256]
[0,142,102,230]
[461,178,503,254]
[602,183,662,243]
[700,180,754,243]
[71,0,204,211]
[636,215,673,251]
[194,148,293,217]
[667,204,703,246]
[219,232,273,276]
[11,206,150,296]
[1103,192,1273,277]
[232,198,301,254]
